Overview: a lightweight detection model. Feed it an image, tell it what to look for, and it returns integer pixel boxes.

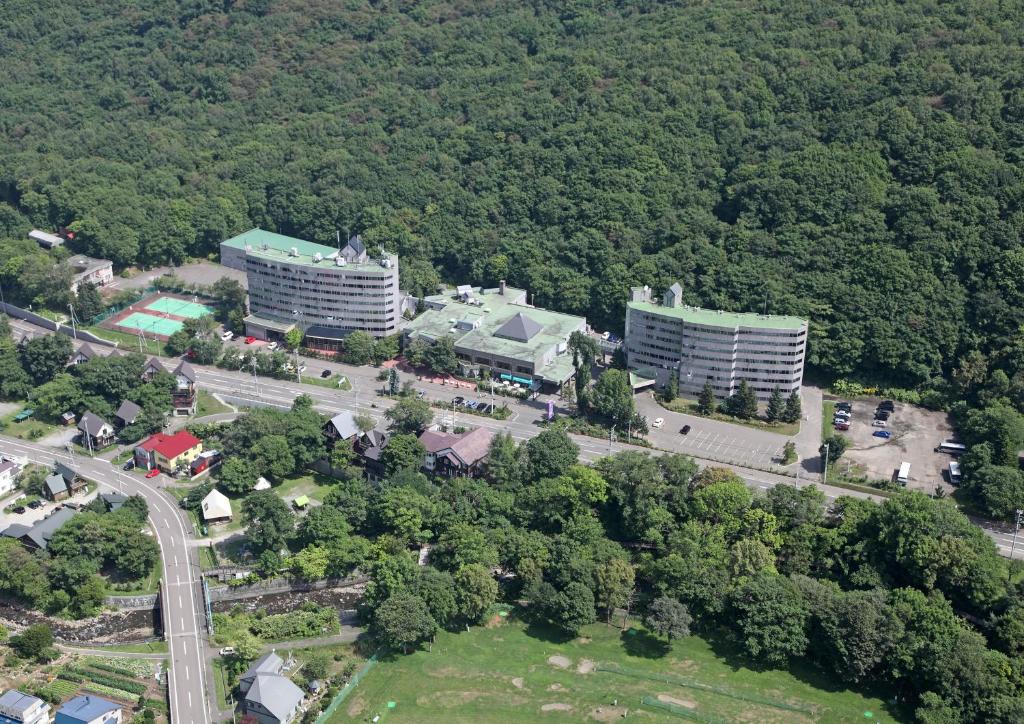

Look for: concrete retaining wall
[1,301,115,348]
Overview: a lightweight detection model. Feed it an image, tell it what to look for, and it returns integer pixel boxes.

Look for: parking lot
[829,398,956,493]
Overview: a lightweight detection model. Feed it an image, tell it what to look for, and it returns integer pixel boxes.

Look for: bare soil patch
[657,694,696,709]
[542,703,573,712]
[589,706,629,721]
[346,694,367,717]
[577,658,596,674]
[547,654,572,668]
[512,677,525,689]
[548,683,564,692]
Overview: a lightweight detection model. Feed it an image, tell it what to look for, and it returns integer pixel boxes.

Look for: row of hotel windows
[629,346,803,367]
[252,280,397,296]
[636,330,805,350]
[635,315,807,338]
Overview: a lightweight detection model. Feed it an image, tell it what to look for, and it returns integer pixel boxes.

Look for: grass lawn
[0,406,60,441]
[272,472,334,505]
[196,390,232,417]
[107,555,163,595]
[212,658,233,710]
[301,374,353,391]
[333,617,903,724]
[657,395,800,437]
[83,325,169,356]
[198,544,218,570]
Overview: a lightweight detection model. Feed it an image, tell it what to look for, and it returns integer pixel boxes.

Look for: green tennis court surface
[144,297,215,319]
[117,312,184,336]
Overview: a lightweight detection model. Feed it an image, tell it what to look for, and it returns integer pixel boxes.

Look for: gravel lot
[108,261,246,291]
[830,398,956,493]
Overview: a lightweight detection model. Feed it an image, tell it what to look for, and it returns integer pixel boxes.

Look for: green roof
[627,301,806,330]
[406,286,586,375]
[293,495,310,507]
[222,228,339,262]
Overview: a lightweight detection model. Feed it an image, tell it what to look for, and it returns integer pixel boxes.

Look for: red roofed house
[134,430,203,475]
[418,427,494,478]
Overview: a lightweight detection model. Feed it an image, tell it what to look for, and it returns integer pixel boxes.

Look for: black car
[27,500,43,509]
[453,396,464,406]
[123,459,136,471]
[12,506,25,514]
[836,402,853,411]
[680,424,692,435]
[878,400,896,411]
[874,411,890,421]
[320,369,332,378]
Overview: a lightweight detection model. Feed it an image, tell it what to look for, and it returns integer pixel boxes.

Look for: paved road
[0,434,210,724]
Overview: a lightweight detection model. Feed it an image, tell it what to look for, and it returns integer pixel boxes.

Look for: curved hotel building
[221,228,402,350]
[625,283,807,402]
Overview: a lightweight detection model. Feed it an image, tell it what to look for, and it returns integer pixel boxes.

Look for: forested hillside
[1,0,1023,388]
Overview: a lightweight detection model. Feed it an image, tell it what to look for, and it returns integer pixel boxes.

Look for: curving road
[0,434,210,724]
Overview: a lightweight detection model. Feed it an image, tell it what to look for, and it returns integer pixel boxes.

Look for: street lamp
[1009,509,1024,571]
[821,442,830,485]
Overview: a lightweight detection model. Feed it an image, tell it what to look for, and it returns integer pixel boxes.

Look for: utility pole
[1009,509,1024,573]
[822,442,830,485]
[609,426,615,454]
[68,303,78,340]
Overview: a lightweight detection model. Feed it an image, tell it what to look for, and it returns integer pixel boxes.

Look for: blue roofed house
[54,694,122,724]
[0,689,51,724]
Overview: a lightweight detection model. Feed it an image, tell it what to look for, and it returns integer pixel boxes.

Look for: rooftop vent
[313,253,323,263]
[289,247,299,257]
[335,257,347,266]
[380,258,393,269]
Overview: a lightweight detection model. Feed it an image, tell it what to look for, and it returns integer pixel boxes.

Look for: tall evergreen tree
[664,373,678,403]
[766,387,784,422]
[783,391,803,423]
[697,380,716,415]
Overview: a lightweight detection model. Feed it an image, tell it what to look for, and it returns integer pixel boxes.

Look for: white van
[220,330,234,342]
[897,461,911,486]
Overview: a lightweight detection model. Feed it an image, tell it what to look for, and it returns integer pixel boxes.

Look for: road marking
[178,596,182,607]
[186,665,190,681]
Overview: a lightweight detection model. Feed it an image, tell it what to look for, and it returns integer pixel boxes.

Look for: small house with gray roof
[324,410,360,447]
[77,412,115,449]
[113,400,142,428]
[237,652,304,724]
[419,427,494,478]
[2,507,77,551]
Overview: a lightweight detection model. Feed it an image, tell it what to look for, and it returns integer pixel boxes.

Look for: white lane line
[185,665,190,681]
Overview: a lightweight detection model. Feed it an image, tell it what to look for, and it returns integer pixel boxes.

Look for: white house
[0,460,20,496]
[0,689,51,724]
[201,489,232,524]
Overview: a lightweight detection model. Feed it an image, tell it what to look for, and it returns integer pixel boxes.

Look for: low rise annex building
[221,228,403,350]
[404,283,587,391]
[625,283,808,402]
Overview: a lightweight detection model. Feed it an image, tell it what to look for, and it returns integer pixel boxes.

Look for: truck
[897,461,911,486]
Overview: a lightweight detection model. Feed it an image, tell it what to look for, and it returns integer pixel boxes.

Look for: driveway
[36,426,79,449]
[0,486,97,530]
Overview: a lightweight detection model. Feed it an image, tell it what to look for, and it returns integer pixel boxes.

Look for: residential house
[1,507,77,551]
[324,411,360,447]
[77,412,115,450]
[68,343,97,366]
[99,492,128,512]
[354,429,390,481]
[54,694,121,724]
[171,360,197,416]
[0,460,20,497]
[113,400,142,429]
[43,462,87,501]
[0,689,51,724]
[66,255,114,294]
[201,489,232,524]
[140,357,167,382]
[418,427,494,478]
[238,653,304,724]
[134,431,203,474]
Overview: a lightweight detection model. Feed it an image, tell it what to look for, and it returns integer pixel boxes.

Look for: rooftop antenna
[763,290,769,316]
[336,229,341,252]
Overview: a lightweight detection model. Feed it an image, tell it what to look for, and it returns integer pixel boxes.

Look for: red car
[245,336,256,344]
[145,468,160,478]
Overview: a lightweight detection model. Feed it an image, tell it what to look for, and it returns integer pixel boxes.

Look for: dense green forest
[1,0,1023,390]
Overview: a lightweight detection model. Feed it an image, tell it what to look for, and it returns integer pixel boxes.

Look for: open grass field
[333,617,904,724]
[0,404,59,440]
[273,472,334,506]
[196,390,233,416]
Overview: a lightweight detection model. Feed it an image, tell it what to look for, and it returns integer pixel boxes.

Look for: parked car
[320,369,332,378]
[873,430,892,439]
[221,331,234,341]
[834,408,851,417]
[874,411,890,421]
[836,402,853,411]
[28,500,43,509]
[267,341,278,350]
[219,647,235,656]
[872,420,887,427]
[297,364,307,373]
[680,425,691,435]
[122,459,136,471]
[652,417,664,429]
[878,400,895,411]
[145,468,160,478]
[244,335,256,344]
[834,421,851,431]
[453,396,464,405]
[12,506,25,514]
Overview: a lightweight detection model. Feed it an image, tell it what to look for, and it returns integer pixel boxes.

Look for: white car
[267,341,278,350]
[219,647,235,656]
[871,419,887,428]
[652,417,664,429]
[220,331,234,341]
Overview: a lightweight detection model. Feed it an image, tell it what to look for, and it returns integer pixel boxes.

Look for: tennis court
[144,297,215,319]
[116,312,184,337]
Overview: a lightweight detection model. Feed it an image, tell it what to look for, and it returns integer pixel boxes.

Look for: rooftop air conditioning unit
[290,247,299,257]
[335,257,347,266]
[313,253,323,262]
[381,258,393,268]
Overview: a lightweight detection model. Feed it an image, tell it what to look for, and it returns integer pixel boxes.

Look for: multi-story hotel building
[625,283,808,402]
[220,228,402,350]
